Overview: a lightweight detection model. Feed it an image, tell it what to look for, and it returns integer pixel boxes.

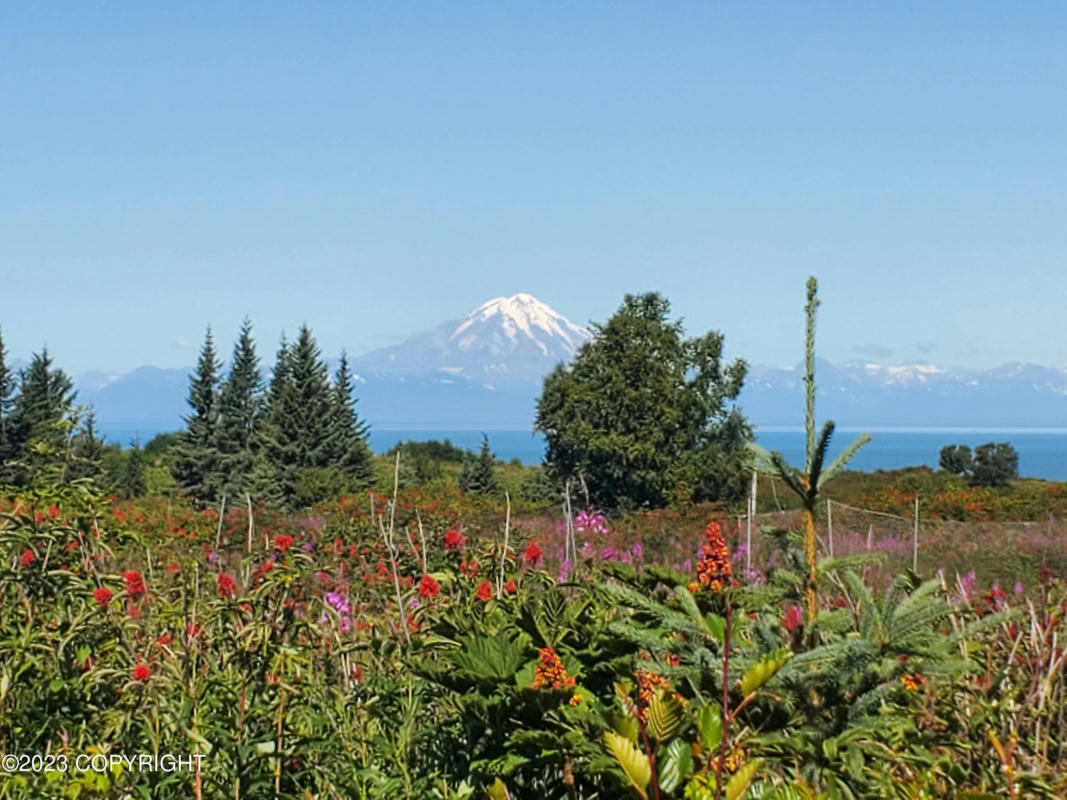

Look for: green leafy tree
[971,442,1018,487]
[458,435,500,495]
[218,318,263,499]
[535,292,750,510]
[173,328,223,506]
[752,278,870,624]
[938,444,973,478]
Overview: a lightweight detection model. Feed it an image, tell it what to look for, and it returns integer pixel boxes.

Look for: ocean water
[369,427,1067,481]
[101,425,1067,481]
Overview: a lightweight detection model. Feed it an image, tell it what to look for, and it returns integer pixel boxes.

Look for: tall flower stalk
[752,277,870,624]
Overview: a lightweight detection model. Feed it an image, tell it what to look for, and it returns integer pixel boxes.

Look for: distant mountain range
[57,293,1067,442]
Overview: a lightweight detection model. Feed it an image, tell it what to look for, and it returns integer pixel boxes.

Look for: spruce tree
[173,328,223,506]
[122,440,147,498]
[7,349,77,482]
[0,328,16,481]
[265,325,335,506]
[70,405,105,481]
[328,351,373,488]
[218,319,263,499]
[458,435,499,495]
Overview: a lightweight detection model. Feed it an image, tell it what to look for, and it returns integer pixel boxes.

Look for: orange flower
[531,646,575,690]
[694,522,733,592]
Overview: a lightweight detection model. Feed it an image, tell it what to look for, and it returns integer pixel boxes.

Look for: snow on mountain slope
[352,294,591,385]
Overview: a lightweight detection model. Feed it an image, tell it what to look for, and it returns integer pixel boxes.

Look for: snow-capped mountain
[52,295,1067,441]
[739,359,1067,427]
[352,293,591,387]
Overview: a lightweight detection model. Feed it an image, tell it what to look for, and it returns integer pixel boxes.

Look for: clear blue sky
[2,3,1064,374]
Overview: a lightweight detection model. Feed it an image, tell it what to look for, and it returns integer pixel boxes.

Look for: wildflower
[444,529,464,550]
[185,622,201,639]
[35,512,45,524]
[523,541,543,566]
[475,579,493,601]
[275,535,294,554]
[694,522,733,592]
[19,549,35,567]
[417,574,440,599]
[132,663,151,682]
[122,570,146,597]
[156,632,172,647]
[217,573,237,599]
[166,562,180,573]
[900,673,926,692]
[93,586,114,606]
[531,646,575,690]
[49,504,60,519]
[782,605,803,633]
[504,578,517,595]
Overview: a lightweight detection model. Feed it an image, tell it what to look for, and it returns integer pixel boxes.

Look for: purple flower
[325,592,350,615]
[1014,581,1024,595]
[632,542,643,561]
[302,541,315,554]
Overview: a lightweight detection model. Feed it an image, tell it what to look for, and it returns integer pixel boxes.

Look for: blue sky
[2,3,1065,373]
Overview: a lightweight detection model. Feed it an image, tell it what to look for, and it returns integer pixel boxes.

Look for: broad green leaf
[645,692,684,741]
[604,730,651,800]
[725,759,762,800]
[657,737,693,794]
[740,650,792,696]
[697,703,722,751]
[486,777,510,800]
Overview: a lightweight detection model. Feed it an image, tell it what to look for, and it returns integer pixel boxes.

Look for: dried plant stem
[497,491,511,598]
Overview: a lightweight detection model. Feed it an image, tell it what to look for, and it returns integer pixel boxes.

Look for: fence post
[913,496,919,573]
[746,470,756,572]
[827,499,834,559]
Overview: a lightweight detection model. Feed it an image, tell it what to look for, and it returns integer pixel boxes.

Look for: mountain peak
[352,293,591,384]
[451,293,589,357]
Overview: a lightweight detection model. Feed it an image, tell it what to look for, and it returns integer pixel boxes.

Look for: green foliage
[536,292,751,510]
[121,440,147,498]
[217,318,263,500]
[173,327,224,506]
[458,435,500,496]
[940,442,1019,487]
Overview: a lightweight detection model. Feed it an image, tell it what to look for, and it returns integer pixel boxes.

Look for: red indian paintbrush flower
[132,663,150,682]
[444,529,464,550]
[93,586,114,606]
[474,579,493,601]
[504,578,518,595]
[522,541,543,565]
[417,574,440,599]
[122,570,146,597]
[275,535,293,554]
[217,573,236,599]
[20,549,35,567]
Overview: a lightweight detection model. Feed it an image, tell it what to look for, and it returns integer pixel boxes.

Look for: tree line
[174,320,374,509]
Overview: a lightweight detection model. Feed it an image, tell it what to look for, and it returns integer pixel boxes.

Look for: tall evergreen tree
[122,440,147,499]
[327,351,374,488]
[7,349,77,482]
[70,405,105,481]
[173,328,223,506]
[218,319,263,499]
[458,435,500,495]
[0,328,16,480]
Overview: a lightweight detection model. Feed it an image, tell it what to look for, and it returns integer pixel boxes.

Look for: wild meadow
[2,477,1065,799]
